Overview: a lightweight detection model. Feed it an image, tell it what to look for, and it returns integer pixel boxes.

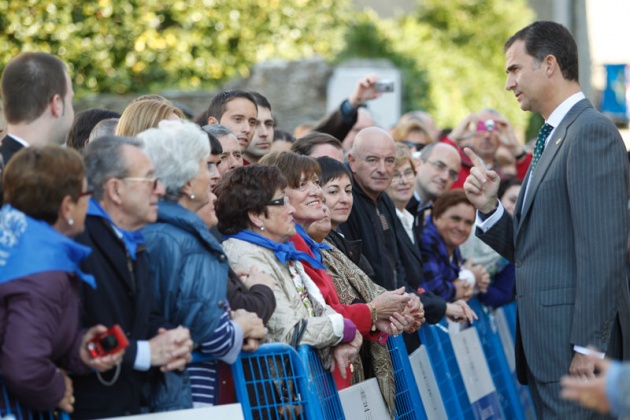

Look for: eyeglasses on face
[122,177,160,189]
[427,160,459,181]
[79,187,94,197]
[391,168,415,183]
[266,196,290,207]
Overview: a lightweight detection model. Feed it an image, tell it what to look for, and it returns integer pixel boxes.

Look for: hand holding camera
[80,325,126,372]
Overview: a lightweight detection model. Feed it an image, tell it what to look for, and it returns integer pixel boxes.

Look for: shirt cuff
[573,345,605,359]
[134,340,151,371]
[219,321,243,365]
[605,361,622,416]
[476,201,504,233]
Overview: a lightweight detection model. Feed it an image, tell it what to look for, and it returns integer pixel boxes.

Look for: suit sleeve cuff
[476,201,504,233]
[134,340,151,371]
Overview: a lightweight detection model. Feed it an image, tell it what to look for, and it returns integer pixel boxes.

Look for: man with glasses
[73,136,193,418]
[406,142,462,241]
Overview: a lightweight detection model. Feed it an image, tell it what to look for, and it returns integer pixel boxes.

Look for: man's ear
[544,54,558,78]
[104,178,123,206]
[207,116,219,125]
[50,94,64,118]
[347,152,357,173]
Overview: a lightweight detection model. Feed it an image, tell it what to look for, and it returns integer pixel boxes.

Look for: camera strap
[96,361,122,386]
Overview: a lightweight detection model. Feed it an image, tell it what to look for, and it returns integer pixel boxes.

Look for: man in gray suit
[464,21,630,417]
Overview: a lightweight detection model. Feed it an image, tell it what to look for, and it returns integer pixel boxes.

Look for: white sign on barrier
[448,320,504,419]
[338,377,390,420]
[409,345,447,420]
[103,404,244,420]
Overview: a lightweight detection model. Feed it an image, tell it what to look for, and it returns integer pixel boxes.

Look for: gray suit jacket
[479,98,630,383]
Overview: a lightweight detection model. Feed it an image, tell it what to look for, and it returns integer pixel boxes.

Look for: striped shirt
[188,308,243,406]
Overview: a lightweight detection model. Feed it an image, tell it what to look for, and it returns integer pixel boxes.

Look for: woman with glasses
[0,146,121,415]
[139,121,265,406]
[218,163,363,390]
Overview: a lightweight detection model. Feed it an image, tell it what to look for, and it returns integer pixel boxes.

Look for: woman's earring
[68,218,74,226]
[190,194,195,200]
[259,225,265,231]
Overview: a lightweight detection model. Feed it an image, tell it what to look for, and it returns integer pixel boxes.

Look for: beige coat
[223,238,344,348]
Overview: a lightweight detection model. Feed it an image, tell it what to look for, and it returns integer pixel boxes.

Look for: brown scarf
[321,240,396,418]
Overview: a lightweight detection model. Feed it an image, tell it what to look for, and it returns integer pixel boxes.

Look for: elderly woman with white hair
[139,120,265,407]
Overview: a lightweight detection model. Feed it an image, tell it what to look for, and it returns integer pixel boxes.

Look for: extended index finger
[464,147,486,169]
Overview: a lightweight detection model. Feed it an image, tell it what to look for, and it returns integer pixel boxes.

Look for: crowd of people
[0,20,629,420]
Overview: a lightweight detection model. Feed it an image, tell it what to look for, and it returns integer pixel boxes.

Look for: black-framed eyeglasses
[266,196,290,207]
[122,177,160,189]
[79,187,94,197]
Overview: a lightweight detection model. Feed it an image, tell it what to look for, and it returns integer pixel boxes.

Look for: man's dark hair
[1,52,68,124]
[291,132,342,157]
[316,156,352,186]
[249,91,272,111]
[273,129,295,144]
[66,109,121,151]
[206,90,258,122]
[205,132,223,155]
[505,21,579,82]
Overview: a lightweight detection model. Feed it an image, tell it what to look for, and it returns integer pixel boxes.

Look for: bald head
[348,127,396,200]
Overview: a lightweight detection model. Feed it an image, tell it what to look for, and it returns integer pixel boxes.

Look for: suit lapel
[517,99,591,233]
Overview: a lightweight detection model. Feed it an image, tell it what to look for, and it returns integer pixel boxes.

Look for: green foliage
[0,0,352,95]
[338,0,535,131]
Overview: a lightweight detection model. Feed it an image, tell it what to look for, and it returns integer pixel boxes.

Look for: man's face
[218,133,243,175]
[414,144,461,202]
[119,145,165,229]
[246,106,274,160]
[348,129,396,200]
[505,40,547,115]
[218,98,258,151]
[472,111,501,161]
[53,72,75,146]
[310,143,344,163]
[207,153,222,192]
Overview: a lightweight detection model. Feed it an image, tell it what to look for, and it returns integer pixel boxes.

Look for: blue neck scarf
[224,229,326,270]
[294,224,331,264]
[0,205,96,288]
[87,199,145,260]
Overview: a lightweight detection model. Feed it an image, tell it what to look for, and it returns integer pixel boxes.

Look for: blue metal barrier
[418,321,473,419]
[194,343,333,419]
[387,334,428,420]
[468,298,525,420]
[1,379,70,420]
[297,345,345,420]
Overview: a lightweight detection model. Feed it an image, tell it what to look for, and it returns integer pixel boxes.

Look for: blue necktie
[530,123,554,172]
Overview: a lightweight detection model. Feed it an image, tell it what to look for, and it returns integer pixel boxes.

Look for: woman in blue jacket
[139,121,265,406]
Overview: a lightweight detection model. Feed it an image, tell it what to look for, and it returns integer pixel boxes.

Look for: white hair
[138,120,210,202]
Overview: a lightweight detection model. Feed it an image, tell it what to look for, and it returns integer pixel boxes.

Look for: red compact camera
[87,325,129,358]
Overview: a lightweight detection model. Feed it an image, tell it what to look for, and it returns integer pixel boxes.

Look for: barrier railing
[387,334,428,420]
[0,380,70,420]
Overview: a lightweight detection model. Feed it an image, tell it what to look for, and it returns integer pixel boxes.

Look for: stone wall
[1,57,333,135]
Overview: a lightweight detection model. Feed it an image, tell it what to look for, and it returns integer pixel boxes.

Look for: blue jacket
[143,202,229,343]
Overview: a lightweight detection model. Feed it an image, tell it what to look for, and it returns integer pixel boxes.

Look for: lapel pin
[556,137,563,145]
